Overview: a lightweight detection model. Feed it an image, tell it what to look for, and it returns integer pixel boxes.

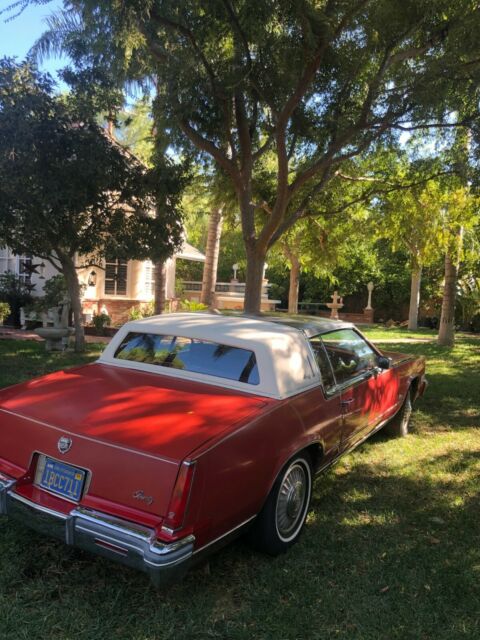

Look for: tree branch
[270,168,454,246]
[251,200,273,215]
[391,120,472,131]
[303,169,455,220]
[234,89,252,173]
[178,118,240,185]
[149,7,224,100]
[221,0,253,71]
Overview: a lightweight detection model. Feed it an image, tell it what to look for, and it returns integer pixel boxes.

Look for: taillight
[161,461,195,534]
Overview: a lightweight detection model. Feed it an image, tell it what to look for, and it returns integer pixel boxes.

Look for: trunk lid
[0,363,269,517]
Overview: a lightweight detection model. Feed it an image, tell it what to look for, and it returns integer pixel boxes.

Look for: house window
[0,247,17,275]
[18,257,33,286]
[0,249,32,285]
[105,257,128,296]
[145,261,155,297]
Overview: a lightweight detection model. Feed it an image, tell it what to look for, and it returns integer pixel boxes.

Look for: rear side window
[309,336,336,392]
[114,333,260,385]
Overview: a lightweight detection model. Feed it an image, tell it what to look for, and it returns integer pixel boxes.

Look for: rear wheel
[384,388,412,437]
[248,454,312,556]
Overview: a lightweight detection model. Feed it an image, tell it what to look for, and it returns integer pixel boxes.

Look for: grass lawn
[0,333,479,640]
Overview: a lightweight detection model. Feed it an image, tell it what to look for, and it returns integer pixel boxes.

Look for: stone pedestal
[363,308,374,323]
[35,327,74,351]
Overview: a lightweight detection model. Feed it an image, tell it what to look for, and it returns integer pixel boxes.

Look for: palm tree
[200,205,224,308]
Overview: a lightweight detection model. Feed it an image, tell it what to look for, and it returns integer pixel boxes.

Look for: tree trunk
[200,205,224,307]
[60,254,85,352]
[154,260,167,314]
[243,243,266,314]
[437,252,459,346]
[288,254,300,314]
[408,265,422,330]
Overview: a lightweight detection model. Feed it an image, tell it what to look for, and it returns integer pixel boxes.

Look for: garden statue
[34,295,74,351]
[366,281,374,310]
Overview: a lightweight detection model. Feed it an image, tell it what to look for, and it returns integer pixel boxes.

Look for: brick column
[363,308,374,323]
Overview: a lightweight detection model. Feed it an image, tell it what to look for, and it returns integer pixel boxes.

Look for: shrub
[128,302,155,321]
[42,275,69,308]
[0,301,10,324]
[0,273,33,327]
[471,313,480,333]
[142,302,155,317]
[128,306,143,321]
[92,312,111,336]
[179,300,208,312]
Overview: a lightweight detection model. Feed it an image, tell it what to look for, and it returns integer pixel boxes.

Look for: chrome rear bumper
[0,476,194,586]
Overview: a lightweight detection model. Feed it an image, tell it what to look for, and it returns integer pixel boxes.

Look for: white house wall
[1,240,205,318]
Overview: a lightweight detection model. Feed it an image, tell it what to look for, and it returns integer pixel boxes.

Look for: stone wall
[94,299,147,325]
[308,308,374,324]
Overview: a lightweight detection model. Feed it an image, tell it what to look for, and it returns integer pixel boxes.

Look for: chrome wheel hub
[276,463,307,539]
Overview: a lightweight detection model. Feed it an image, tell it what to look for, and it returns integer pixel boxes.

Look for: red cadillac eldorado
[0,314,427,585]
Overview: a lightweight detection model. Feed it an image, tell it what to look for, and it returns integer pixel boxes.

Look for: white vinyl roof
[99,313,322,399]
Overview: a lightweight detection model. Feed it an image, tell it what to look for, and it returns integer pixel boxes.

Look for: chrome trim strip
[6,491,69,521]
[0,475,16,514]
[99,358,321,401]
[71,506,154,542]
[192,515,256,556]
[3,488,195,585]
[0,408,177,465]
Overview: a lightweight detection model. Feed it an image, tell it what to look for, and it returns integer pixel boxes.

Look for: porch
[182,280,280,312]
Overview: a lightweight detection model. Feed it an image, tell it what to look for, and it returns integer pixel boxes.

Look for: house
[1,244,280,324]
[79,241,207,324]
[1,242,206,325]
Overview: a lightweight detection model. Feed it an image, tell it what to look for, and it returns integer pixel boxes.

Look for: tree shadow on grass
[1,445,479,640]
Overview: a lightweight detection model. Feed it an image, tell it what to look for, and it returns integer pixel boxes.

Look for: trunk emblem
[133,490,154,506]
[57,437,72,454]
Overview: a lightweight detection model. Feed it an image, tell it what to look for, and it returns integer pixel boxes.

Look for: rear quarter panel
[188,401,307,548]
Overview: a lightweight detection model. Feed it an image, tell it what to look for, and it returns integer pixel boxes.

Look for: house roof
[176,241,205,262]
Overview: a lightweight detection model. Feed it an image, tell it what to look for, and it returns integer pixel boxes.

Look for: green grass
[0,336,479,640]
[361,325,438,341]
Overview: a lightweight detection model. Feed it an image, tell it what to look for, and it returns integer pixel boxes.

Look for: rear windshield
[114,332,260,385]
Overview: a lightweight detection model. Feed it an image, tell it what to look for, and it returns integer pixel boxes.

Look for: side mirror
[377,356,391,370]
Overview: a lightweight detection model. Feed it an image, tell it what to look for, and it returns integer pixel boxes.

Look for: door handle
[341,398,354,407]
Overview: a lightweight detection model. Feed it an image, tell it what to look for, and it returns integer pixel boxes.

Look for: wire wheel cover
[276,462,308,540]
[402,394,412,429]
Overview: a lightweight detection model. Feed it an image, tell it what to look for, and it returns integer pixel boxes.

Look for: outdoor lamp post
[232,263,239,281]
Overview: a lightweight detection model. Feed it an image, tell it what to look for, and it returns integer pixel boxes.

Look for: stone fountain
[325,291,344,320]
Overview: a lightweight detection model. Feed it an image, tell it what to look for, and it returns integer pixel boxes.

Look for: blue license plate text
[39,458,86,502]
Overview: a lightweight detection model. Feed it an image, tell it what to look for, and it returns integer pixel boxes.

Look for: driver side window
[320,329,377,385]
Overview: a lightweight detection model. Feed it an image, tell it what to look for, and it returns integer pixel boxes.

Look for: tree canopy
[5,0,480,328]
[37,0,480,311]
[0,58,183,348]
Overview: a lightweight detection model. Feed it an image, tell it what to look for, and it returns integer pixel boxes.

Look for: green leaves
[0,58,182,265]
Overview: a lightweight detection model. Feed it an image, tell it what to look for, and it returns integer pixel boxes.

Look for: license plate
[36,456,86,502]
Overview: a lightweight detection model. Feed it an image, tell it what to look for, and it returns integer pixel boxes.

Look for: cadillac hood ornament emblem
[57,436,72,454]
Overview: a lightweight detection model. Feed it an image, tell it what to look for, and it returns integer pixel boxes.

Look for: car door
[296,337,344,464]
[320,329,380,449]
